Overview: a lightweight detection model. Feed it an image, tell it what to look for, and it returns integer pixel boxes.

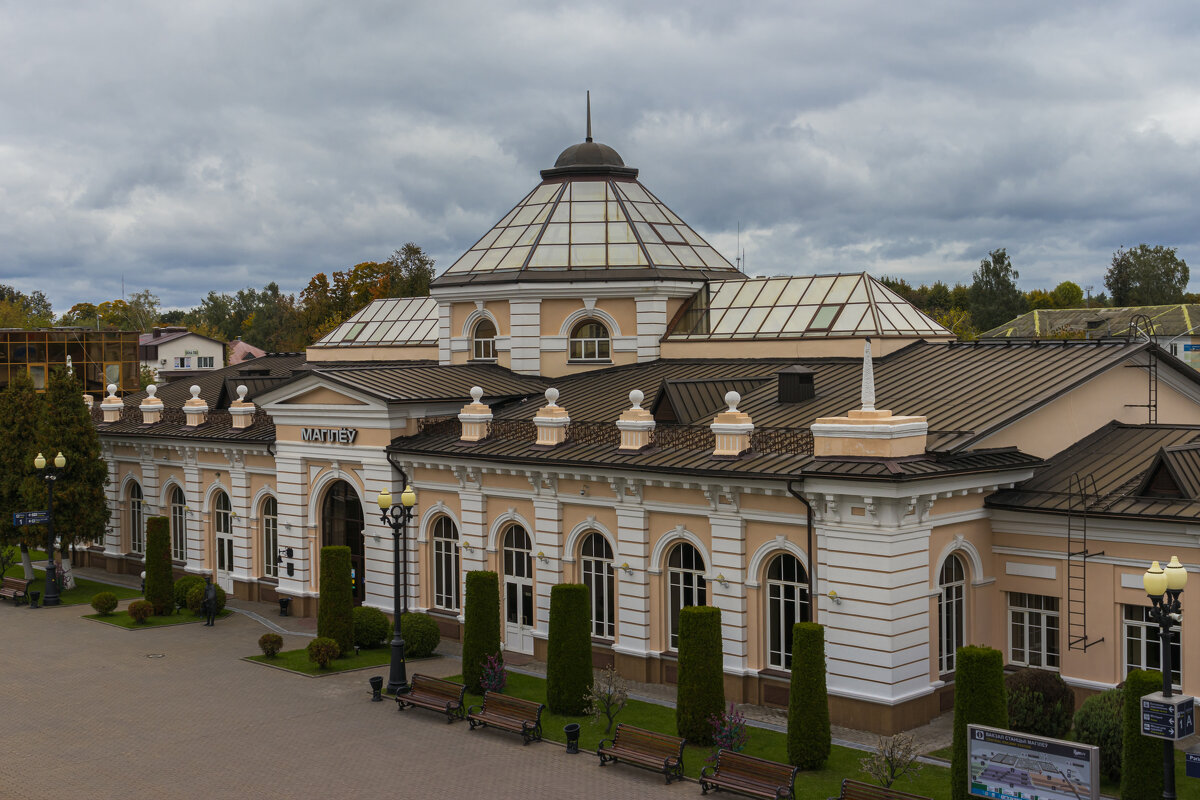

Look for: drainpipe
[385,451,410,496]
[786,480,817,624]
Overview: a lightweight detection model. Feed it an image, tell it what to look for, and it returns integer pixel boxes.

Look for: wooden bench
[700,749,799,799]
[396,674,467,723]
[466,691,544,745]
[0,577,31,605]
[597,723,686,783]
[828,779,933,800]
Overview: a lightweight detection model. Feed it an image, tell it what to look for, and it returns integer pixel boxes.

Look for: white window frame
[938,554,966,674]
[173,357,191,369]
[432,516,460,611]
[128,483,144,555]
[581,532,615,639]
[471,320,497,361]
[1124,604,1181,690]
[262,497,278,578]
[197,356,214,368]
[766,553,810,670]
[169,487,187,562]
[667,542,706,650]
[1008,592,1060,670]
[568,320,611,362]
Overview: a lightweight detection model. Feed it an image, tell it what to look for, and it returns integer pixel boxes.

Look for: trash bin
[278,597,291,617]
[369,676,384,702]
[564,723,581,754]
[29,591,40,609]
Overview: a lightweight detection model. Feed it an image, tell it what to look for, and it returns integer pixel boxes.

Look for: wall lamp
[462,541,476,554]
[715,573,729,588]
[277,546,295,577]
[828,590,842,605]
[536,551,548,564]
[620,562,633,576]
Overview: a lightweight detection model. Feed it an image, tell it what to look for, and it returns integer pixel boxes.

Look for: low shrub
[1005,668,1075,739]
[353,606,391,649]
[185,583,227,615]
[481,653,507,693]
[258,633,284,658]
[128,600,153,623]
[707,703,749,764]
[174,575,205,611]
[307,636,340,669]
[1074,686,1123,781]
[90,592,118,615]
[402,612,441,658]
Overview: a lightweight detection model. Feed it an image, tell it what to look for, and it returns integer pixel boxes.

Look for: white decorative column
[708,509,749,674]
[230,454,251,584]
[273,452,312,601]
[183,461,205,573]
[508,298,542,375]
[635,296,667,362]
[614,500,651,658]
[458,483,489,583]
[363,458,402,612]
[532,494,563,640]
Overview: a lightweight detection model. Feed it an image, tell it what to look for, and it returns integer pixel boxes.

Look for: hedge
[463,571,501,694]
[307,637,340,669]
[143,516,174,615]
[1005,667,1075,739]
[675,605,724,745]
[1122,669,1166,800]
[1074,686,1123,781]
[547,583,593,715]
[401,612,441,659]
[951,646,1007,800]
[186,583,226,615]
[787,622,830,769]
[353,606,391,649]
[90,591,118,615]
[174,574,206,612]
[317,546,354,655]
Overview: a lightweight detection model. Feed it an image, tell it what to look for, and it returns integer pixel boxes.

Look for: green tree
[143,517,174,615]
[968,248,1028,332]
[1105,244,1190,307]
[546,583,593,715]
[317,546,355,654]
[951,646,1008,800]
[0,370,46,578]
[463,571,501,694]
[787,622,831,769]
[675,605,724,744]
[1051,281,1084,308]
[0,285,54,328]
[1121,669,1166,800]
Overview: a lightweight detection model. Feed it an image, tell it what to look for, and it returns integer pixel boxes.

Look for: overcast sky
[3,0,1200,311]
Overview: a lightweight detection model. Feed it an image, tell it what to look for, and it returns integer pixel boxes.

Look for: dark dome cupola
[541,98,639,179]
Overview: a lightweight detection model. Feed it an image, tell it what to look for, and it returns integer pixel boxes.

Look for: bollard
[564,723,581,754]
[278,597,291,617]
[369,676,384,702]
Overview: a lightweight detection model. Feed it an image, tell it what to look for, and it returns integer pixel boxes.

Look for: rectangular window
[173,357,191,369]
[197,356,214,368]
[1125,604,1181,689]
[1008,593,1060,669]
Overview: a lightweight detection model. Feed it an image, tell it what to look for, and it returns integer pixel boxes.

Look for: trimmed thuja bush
[317,546,354,655]
[1122,669,1165,800]
[258,633,283,657]
[1074,686,1123,782]
[787,622,831,769]
[353,606,391,649]
[186,584,226,615]
[1005,667,1075,739]
[174,574,205,612]
[144,516,174,615]
[90,592,118,615]
[401,612,441,658]
[128,600,153,623]
[307,637,340,669]
[952,646,1008,800]
[463,570,501,694]
[676,605,725,745]
[547,583,593,715]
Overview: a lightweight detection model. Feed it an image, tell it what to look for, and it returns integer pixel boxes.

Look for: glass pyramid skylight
[313,297,439,348]
[441,178,740,278]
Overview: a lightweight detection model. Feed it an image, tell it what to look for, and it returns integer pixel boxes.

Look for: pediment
[280,386,369,406]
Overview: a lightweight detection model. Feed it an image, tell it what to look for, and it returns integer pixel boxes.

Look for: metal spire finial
[861,337,876,411]
[586,90,592,142]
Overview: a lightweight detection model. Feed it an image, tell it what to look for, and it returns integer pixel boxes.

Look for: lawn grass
[444,671,951,798]
[4,562,142,607]
[85,609,233,628]
[246,645,396,676]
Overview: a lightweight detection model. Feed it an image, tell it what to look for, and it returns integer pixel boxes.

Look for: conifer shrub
[1074,686,1123,781]
[127,599,153,623]
[90,591,118,615]
[317,546,354,655]
[787,622,831,769]
[463,570,501,693]
[676,605,724,745]
[547,583,593,715]
[951,646,1008,800]
[186,583,226,615]
[174,574,205,612]
[401,612,441,658]
[353,606,391,648]
[258,633,284,657]
[1122,669,1165,800]
[307,637,340,669]
[1005,668,1075,739]
[143,516,174,615]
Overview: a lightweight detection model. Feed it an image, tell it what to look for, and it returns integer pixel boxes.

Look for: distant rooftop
[312,297,438,348]
[981,304,1200,339]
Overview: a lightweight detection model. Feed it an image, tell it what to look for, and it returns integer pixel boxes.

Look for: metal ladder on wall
[1066,473,1104,651]
[1126,313,1158,424]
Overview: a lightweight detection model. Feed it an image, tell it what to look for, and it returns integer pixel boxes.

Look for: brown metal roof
[125,353,307,409]
[300,362,548,403]
[804,448,1041,481]
[92,407,276,443]
[981,304,1200,339]
[652,378,772,424]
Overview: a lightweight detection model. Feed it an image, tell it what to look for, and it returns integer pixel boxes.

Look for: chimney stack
[711,391,753,458]
[616,389,654,451]
[533,388,570,447]
[100,383,123,423]
[458,386,493,442]
[139,384,164,424]
[229,384,255,429]
[183,384,208,427]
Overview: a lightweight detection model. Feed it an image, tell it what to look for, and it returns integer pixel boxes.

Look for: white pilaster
[709,512,748,673]
[635,296,668,362]
[508,299,542,375]
[533,496,562,637]
[184,462,205,572]
[614,503,650,657]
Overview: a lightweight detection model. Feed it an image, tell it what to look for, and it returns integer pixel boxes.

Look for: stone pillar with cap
[229,384,255,429]
[139,384,164,424]
[616,389,654,451]
[83,393,94,412]
[711,391,753,457]
[183,385,208,427]
[458,386,493,442]
[100,383,123,423]
[533,388,569,447]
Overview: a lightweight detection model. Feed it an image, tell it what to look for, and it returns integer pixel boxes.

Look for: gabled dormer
[1138,444,1200,499]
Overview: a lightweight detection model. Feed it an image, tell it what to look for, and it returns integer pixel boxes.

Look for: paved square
[0,600,677,799]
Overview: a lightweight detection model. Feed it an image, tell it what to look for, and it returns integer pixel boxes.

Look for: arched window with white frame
[261,496,278,578]
[667,542,706,650]
[169,486,187,562]
[938,553,967,674]
[472,319,497,361]
[581,532,615,638]
[128,482,144,555]
[568,319,610,361]
[766,553,810,670]
[432,516,460,611]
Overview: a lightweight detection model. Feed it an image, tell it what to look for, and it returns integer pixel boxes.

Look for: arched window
[667,542,706,649]
[262,496,278,578]
[214,491,232,575]
[766,554,810,669]
[581,532,615,638]
[432,516,460,611]
[568,319,611,361]
[938,554,967,674]
[503,525,534,632]
[128,483,144,555]
[169,486,187,562]
[472,319,497,361]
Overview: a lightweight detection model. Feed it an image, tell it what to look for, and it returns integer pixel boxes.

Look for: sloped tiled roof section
[312,297,439,348]
[664,273,953,340]
[981,304,1200,339]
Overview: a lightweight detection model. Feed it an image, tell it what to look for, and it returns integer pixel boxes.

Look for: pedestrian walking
[202,575,217,626]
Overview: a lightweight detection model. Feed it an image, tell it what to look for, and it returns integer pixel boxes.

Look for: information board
[1142,693,1195,740]
[13,510,48,526]
[968,724,1098,800]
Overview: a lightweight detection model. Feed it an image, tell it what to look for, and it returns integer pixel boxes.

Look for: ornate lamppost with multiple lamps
[1143,556,1188,800]
[33,452,66,607]
[377,485,417,695]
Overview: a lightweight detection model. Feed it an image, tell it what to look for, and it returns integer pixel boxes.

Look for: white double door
[215,534,234,593]
[503,526,535,655]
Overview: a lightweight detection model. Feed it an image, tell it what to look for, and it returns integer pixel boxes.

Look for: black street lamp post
[378,485,416,695]
[34,451,66,607]
[1144,556,1188,800]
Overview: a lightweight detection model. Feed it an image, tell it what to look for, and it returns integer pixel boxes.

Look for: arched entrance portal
[321,480,365,605]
